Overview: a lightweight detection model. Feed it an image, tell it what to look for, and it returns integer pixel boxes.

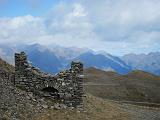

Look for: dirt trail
[117,102,160,120]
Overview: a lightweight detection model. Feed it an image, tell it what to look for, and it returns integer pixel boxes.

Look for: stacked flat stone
[12,52,84,109]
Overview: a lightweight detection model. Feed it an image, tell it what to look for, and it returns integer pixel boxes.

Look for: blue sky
[0,0,58,17]
[0,0,160,55]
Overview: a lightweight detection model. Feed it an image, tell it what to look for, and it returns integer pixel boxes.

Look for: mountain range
[122,53,160,76]
[0,43,159,75]
[1,50,160,119]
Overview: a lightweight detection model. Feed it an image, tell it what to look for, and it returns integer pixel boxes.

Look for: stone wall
[13,52,84,108]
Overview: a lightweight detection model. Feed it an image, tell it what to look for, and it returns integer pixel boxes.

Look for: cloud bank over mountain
[0,0,160,55]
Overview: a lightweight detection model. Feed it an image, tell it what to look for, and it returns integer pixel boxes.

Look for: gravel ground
[116,102,160,120]
[0,77,47,120]
[1,76,160,120]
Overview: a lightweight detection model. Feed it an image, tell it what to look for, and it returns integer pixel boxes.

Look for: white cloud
[78,0,160,41]
[43,2,101,48]
[0,0,160,55]
[0,15,47,44]
[0,3,101,49]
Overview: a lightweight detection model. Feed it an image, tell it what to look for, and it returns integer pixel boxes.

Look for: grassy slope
[84,67,160,103]
[0,59,160,119]
[0,58,14,73]
[33,94,160,120]
[34,94,129,120]
[33,66,160,119]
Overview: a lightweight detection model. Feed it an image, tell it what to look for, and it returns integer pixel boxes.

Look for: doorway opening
[41,87,60,99]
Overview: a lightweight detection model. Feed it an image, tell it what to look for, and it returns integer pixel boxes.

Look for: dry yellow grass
[0,58,14,73]
[33,94,129,120]
[84,67,160,103]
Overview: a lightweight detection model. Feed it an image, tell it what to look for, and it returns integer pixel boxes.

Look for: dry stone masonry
[2,52,84,109]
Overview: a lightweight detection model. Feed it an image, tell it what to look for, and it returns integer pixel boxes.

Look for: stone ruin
[1,52,84,109]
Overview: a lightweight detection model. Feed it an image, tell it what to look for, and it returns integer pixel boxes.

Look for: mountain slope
[75,52,131,74]
[84,67,160,104]
[34,94,130,120]
[0,57,14,73]
[0,44,16,64]
[23,44,62,73]
[122,52,160,75]
[0,43,160,76]
[49,45,91,59]
[0,76,46,120]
